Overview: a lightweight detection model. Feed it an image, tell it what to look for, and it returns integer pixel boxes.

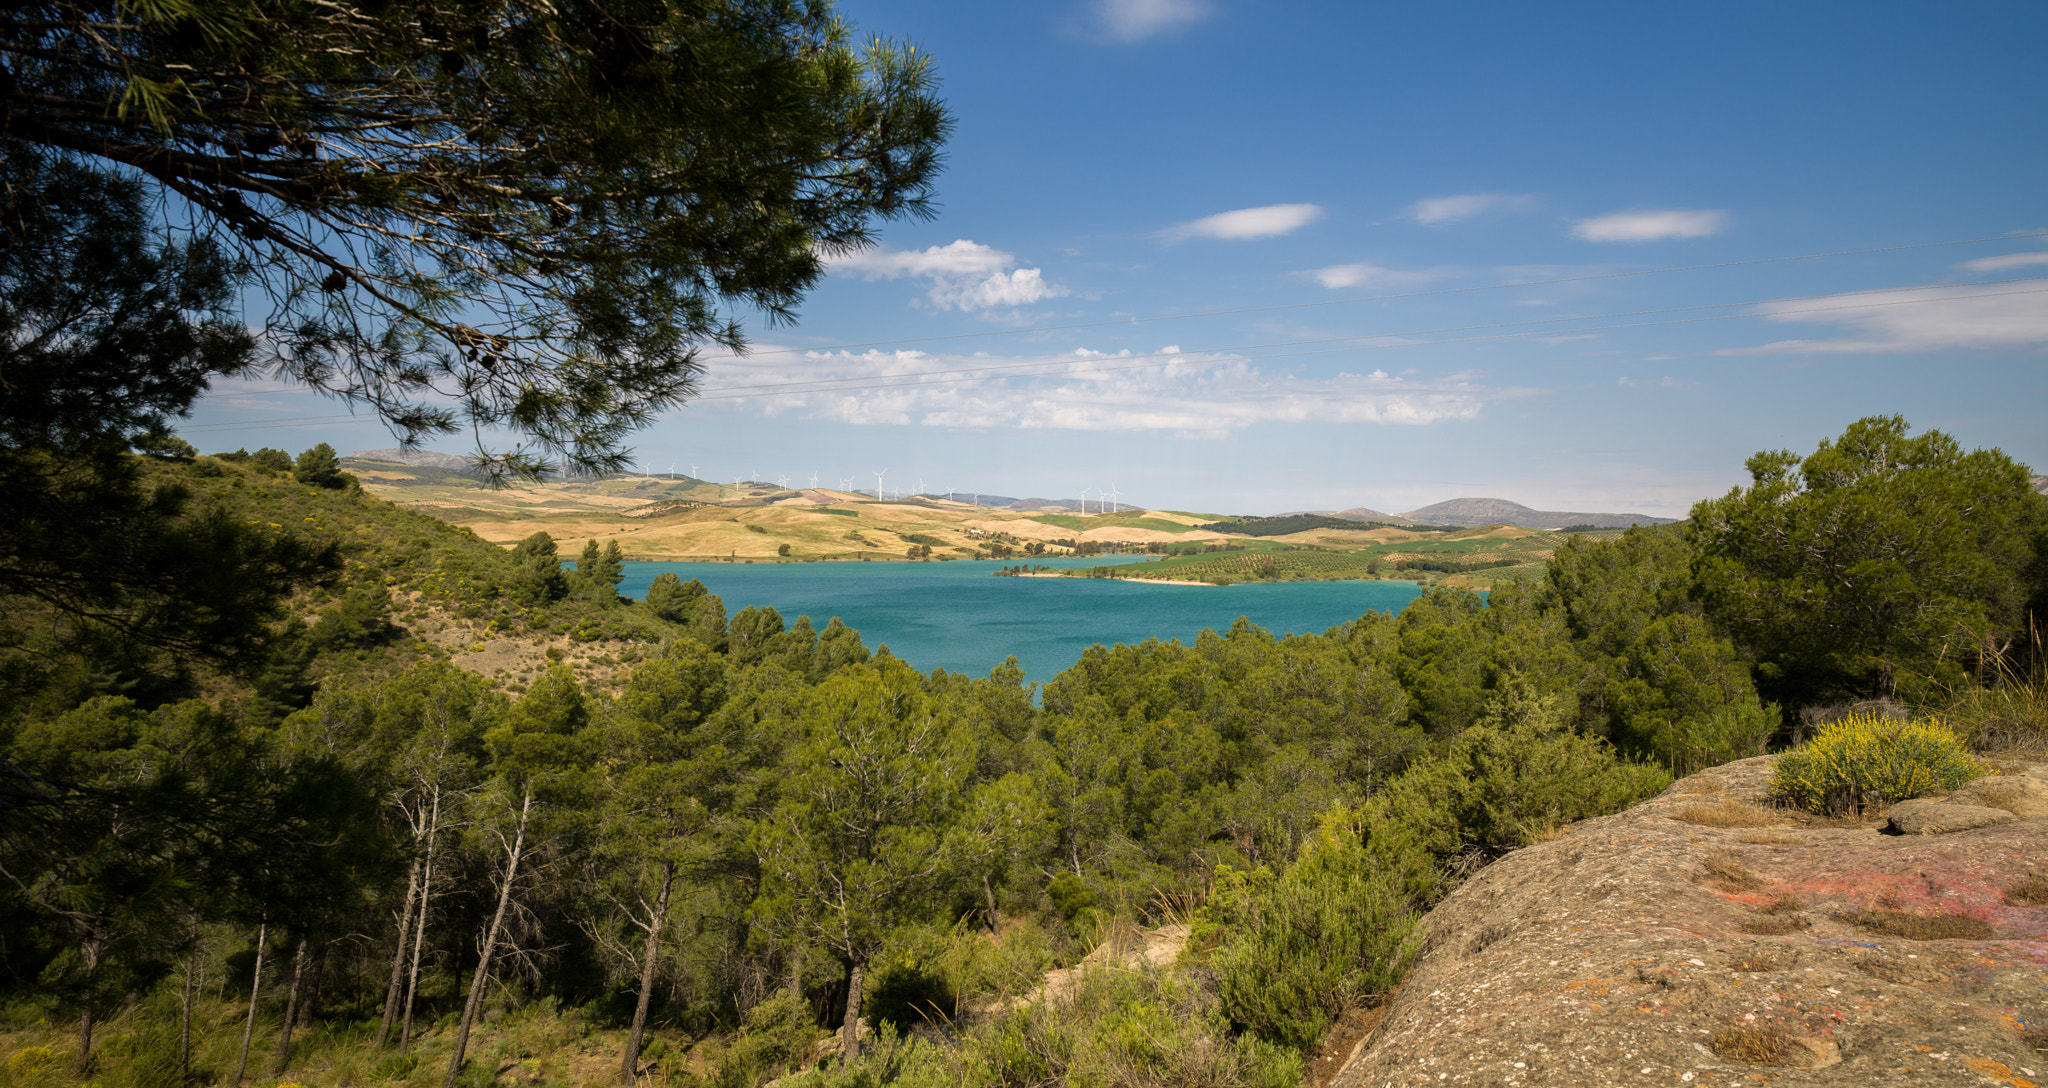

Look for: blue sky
[187,0,2048,516]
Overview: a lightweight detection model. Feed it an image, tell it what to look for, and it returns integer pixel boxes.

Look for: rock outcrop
[1334,756,2048,1087]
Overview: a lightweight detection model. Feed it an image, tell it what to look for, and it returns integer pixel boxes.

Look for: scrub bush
[1204,811,1419,1052]
[1772,713,1981,814]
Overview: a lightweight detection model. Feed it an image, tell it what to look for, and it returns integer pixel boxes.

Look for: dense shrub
[1772,713,1982,814]
[1204,810,1418,1051]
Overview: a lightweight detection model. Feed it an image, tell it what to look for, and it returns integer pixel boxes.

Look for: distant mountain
[1277,506,1402,522]
[2034,475,2047,495]
[1397,497,1675,529]
[349,448,478,471]
[1335,505,1398,522]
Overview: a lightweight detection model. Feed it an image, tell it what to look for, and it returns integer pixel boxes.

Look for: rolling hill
[1396,497,1676,529]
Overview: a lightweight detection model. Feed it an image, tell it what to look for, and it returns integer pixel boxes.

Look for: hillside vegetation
[5,416,2046,1088]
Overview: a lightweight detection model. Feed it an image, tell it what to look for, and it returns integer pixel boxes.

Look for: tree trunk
[983,876,1000,933]
[443,791,531,1088]
[179,948,199,1078]
[785,950,802,1004]
[376,860,423,1048]
[299,945,326,1027]
[399,787,443,1055]
[75,1005,93,1070]
[233,923,267,1086]
[838,960,865,1067]
[619,858,675,1085]
[273,939,307,1073]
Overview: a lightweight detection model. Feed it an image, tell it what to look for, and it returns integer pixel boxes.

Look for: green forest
[6,418,2046,1088]
[5,3,2048,1088]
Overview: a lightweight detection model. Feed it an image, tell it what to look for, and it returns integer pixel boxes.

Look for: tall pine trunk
[75,1005,93,1071]
[273,940,307,1073]
[839,961,865,1066]
[619,859,675,1085]
[443,791,531,1088]
[399,787,443,1055]
[179,947,199,1078]
[232,923,266,1086]
[376,860,423,1048]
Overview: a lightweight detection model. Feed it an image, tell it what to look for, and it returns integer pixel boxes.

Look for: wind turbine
[1108,482,1121,514]
[916,477,925,498]
[1079,487,1088,516]
[840,476,854,492]
[777,473,789,490]
[874,468,888,501]
[810,472,819,489]
[690,463,699,480]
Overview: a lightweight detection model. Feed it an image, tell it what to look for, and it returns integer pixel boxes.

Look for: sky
[184,0,2048,517]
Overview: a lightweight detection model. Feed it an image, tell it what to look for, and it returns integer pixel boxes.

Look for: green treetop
[1690,415,2048,703]
[2,0,951,476]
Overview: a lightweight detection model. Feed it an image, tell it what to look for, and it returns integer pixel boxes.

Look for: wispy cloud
[1094,0,1212,41]
[1725,282,2048,354]
[1571,209,1728,242]
[1617,375,1695,389]
[831,240,1069,312]
[1956,250,2048,273]
[1308,262,1451,290]
[1407,193,1535,225]
[698,345,1532,438]
[1162,203,1323,242]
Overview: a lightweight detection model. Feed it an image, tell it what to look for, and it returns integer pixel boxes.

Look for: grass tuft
[1702,852,1763,890]
[1675,800,1785,828]
[1737,915,1812,936]
[1837,908,1993,941]
[2004,874,2048,906]
[1730,952,1777,972]
[1710,1025,1788,1064]
[1757,893,1804,915]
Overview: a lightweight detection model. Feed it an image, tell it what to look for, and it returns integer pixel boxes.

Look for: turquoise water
[617,559,1425,686]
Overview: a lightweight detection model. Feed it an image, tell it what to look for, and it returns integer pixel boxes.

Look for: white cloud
[1727,281,2048,355]
[831,240,1068,312]
[1407,193,1534,225]
[1095,0,1212,41]
[1618,375,1695,389]
[697,344,1532,437]
[1571,209,1728,242]
[1956,250,2048,273]
[1309,262,1449,290]
[1162,203,1323,241]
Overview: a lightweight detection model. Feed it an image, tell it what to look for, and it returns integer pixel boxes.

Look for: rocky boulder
[1333,756,2048,1087]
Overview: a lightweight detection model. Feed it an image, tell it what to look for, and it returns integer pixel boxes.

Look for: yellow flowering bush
[1773,713,1982,814]
[6,1046,59,1073]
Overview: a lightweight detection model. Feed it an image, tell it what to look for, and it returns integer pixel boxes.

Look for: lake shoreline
[1005,571,1221,587]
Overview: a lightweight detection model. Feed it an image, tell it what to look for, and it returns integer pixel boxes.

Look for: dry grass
[1738,832,1805,846]
[1837,908,1994,941]
[1738,915,1813,936]
[1729,952,1778,972]
[2019,1022,2048,1055]
[2004,874,2048,906]
[1933,625,2048,758]
[1675,799,1787,828]
[1702,852,1764,890]
[1757,893,1804,915]
[1710,1025,1789,1064]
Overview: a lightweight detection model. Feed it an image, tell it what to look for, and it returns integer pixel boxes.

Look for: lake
[617,558,1426,686]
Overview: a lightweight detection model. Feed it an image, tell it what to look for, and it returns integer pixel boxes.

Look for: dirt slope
[1335,755,2048,1087]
